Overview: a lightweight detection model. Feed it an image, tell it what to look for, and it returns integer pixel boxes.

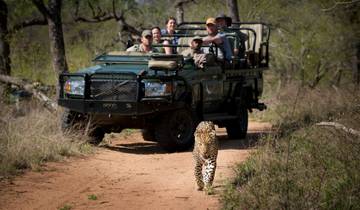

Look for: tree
[0,0,10,76]
[0,0,47,77]
[175,0,196,24]
[73,0,141,50]
[31,0,68,75]
[227,0,240,22]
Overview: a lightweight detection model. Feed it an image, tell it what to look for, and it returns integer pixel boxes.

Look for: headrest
[148,60,178,70]
[148,54,184,70]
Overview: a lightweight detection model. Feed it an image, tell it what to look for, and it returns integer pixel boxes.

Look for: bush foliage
[221,87,360,210]
[0,102,92,176]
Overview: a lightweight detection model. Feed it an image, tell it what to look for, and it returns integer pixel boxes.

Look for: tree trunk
[352,43,360,86]
[176,4,184,24]
[227,0,240,23]
[0,0,11,76]
[32,0,68,75]
[47,0,68,74]
[0,74,58,112]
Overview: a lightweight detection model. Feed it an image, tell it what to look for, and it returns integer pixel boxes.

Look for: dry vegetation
[0,99,93,177]
[221,86,360,210]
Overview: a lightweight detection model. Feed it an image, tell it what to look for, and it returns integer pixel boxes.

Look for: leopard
[193,121,219,194]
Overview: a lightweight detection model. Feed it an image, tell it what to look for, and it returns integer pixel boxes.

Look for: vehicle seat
[177,37,193,55]
[240,24,262,53]
[240,24,263,67]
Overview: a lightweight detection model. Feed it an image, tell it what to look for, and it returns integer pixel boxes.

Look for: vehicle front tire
[226,107,248,139]
[155,109,196,152]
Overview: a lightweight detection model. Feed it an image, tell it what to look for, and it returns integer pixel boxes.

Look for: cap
[206,17,216,25]
[142,30,152,37]
[192,36,203,42]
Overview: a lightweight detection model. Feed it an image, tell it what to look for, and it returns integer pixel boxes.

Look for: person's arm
[202,35,223,45]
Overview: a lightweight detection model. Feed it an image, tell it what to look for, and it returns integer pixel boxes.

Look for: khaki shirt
[153,40,166,53]
[126,44,159,53]
[181,48,203,57]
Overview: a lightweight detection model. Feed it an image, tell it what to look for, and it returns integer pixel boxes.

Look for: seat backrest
[177,37,193,54]
[240,24,263,53]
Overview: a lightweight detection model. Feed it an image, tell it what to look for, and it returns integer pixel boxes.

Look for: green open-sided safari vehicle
[58,22,270,151]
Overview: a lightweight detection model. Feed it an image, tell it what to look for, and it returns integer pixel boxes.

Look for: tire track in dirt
[0,122,272,210]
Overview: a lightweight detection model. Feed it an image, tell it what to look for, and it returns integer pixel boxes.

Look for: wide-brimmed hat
[215,13,232,26]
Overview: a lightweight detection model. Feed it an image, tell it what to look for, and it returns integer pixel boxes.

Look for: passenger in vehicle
[215,14,247,58]
[161,17,178,54]
[151,26,172,54]
[182,36,204,57]
[126,30,159,53]
[182,36,214,69]
[202,17,232,62]
[215,13,231,29]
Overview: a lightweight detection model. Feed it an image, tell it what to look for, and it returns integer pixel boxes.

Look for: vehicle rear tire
[226,107,248,139]
[155,109,196,152]
[61,109,105,145]
[141,128,157,142]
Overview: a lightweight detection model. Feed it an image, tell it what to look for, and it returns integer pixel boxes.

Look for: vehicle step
[203,113,238,121]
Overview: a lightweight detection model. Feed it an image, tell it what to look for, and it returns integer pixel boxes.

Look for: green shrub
[221,88,360,210]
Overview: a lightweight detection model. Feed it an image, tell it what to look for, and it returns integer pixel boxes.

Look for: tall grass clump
[221,86,360,210]
[0,101,92,176]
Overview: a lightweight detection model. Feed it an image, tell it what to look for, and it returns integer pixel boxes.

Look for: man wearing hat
[202,17,233,62]
[126,30,159,53]
[215,13,232,29]
[215,14,248,58]
[181,36,211,69]
[182,36,204,57]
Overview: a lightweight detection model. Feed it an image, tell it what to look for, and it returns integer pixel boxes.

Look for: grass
[221,85,360,210]
[59,204,72,210]
[0,100,93,177]
[88,194,98,200]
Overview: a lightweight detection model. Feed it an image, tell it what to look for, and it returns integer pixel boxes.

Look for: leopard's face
[195,121,216,154]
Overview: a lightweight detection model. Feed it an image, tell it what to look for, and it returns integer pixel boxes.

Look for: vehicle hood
[77,63,149,75]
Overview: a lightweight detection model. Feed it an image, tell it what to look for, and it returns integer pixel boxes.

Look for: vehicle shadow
[101,131,272,155]
[102,142,168,155]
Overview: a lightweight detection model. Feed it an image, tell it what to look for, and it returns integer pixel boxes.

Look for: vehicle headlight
[143,81,173,97]
[64,79,85,96]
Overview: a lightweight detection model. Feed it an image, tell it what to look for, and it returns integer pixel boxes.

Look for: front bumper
[58,98,182,116]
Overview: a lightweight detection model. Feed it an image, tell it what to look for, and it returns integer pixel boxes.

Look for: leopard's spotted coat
[193,121,218,193]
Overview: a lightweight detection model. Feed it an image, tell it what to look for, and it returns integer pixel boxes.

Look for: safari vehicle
[58,22,270,151]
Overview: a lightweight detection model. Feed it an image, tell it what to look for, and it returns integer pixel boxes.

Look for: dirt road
[0,122,271,210]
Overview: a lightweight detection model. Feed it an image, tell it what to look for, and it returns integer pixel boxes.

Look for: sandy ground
[0,122,271,210]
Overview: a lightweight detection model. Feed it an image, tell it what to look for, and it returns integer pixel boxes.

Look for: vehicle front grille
[90,77,138,101]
